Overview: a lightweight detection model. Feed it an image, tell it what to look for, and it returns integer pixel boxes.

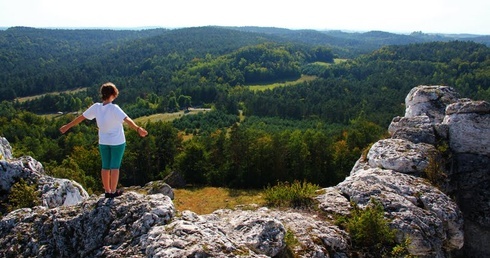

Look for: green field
[134,108,211,124]
[15,87,89,103]
[247,75,318,91]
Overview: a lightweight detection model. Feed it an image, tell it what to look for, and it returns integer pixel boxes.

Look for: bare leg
[110,169,120,193]
[101,169,111,193]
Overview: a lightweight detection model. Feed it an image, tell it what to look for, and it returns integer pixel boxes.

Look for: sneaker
[112,189,124,198]
[105,192,114,198]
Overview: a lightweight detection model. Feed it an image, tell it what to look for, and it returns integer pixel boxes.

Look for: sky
[0,0,489,35]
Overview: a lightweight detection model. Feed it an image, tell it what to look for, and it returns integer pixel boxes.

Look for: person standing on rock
[59,82,148,198]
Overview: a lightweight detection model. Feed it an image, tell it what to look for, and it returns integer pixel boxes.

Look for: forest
[0,26,489,194]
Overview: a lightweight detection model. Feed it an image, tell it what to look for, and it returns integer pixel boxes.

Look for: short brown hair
[100,82,119,101]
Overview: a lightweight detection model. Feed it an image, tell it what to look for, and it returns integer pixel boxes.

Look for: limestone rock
[0,137,13,160]
[442,100,490,155]
[405,85,459,123]
[366,138,436,174]
[0,152,89,209]
[334,168,464,256]
[0,192,175,258]
[388,115,436,144]
[144,180,174,199]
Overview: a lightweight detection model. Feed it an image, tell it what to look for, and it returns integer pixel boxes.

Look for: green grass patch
[334,58,349,64]
[247,75,317,92]
[134,108,211,124]
[264,180,320,209]
[15,87,88,103]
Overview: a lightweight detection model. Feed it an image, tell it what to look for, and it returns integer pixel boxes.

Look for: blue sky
[0,0,489,35]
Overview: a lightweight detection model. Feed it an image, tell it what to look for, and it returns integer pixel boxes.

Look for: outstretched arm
[59,115,86,134]
[124,117,148,137]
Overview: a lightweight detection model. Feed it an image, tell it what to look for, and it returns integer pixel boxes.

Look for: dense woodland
[1,26,489,194]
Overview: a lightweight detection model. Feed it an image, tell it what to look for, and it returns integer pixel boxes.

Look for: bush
[423,142,451,188]
[7,179,40,211]
[264,180,319,208]
[343,199,397,255]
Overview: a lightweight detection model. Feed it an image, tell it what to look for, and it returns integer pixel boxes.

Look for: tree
[175,140,210,185]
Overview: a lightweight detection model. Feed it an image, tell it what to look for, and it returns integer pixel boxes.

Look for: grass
[134,108,211,124]
[15,87,89,103]
[172,187,266,214]
[247,75,318,92]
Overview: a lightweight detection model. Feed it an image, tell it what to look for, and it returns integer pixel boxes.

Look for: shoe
[112,189,124,198]
[105,192,114,198]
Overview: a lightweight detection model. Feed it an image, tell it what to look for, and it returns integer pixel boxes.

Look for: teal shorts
[99,143,126,169]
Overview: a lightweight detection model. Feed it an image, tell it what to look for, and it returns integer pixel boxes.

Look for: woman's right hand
[137,127,148,137]
[59,124,69,134]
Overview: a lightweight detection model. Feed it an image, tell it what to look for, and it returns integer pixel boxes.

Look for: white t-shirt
[83,103,128,145]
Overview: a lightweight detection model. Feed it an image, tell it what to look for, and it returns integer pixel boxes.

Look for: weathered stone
[0,192,175,258]
[366,138,437,174]
[0,137,13,160]
[442,101,490,155]
[389,115,436,144]
[0,152,89,209]
[139,207,351,257]
[445,100,490,115]
[315,187,352,216]
[145,180,174,199]
[448,153,490,258]
[405,85,459,123]
[335,168,464,256]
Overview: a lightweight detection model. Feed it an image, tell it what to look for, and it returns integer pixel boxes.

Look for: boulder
[442,100,490,155]
[0,150,89,209]
[404,85,459,123]
[333,168,464,256]
[366,138,436,174]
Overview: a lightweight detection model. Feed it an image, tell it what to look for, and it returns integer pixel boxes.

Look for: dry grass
[173,187,266,214]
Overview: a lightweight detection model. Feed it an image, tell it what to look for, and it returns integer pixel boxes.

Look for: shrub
[7,179,40,211]
[264,180,319,208]
[343,199,397,254]
[423,150,447,188]
[391,238,414,258]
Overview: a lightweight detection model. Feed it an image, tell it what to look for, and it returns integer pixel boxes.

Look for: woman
[60,82,148,198]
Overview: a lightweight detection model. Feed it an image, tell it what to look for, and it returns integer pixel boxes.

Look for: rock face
[0,85,488,257]
[442,99,490,257]
[0,139,89,210]
[393,85,490,257]
[0,137,13,160]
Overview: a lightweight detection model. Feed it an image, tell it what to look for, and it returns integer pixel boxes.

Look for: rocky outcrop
[388,85,490,257]
[0,85,488,257]
[0,138,89,209]
[441,99,490,257]
[0,193,174,257]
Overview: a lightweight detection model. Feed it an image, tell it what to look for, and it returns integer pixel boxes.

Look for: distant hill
[0,26,488,102]
[228,26,490,56]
